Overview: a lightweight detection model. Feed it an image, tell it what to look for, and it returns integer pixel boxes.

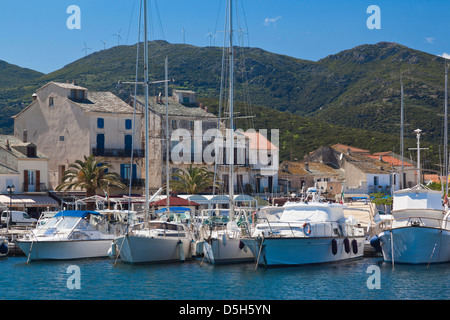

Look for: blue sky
[0,0,449,74]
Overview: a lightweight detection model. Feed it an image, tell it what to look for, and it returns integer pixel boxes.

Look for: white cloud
[425,37,434,44]
[263,16,281,26]
[440,53,450,60]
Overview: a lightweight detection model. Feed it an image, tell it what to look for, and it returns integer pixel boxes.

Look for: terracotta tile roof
[150,196,200,206]
[366,154,413,167]
[423,174,441,183]
[332,144,369,154]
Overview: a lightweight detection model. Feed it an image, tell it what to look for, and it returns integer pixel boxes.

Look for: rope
[254,237,263,270]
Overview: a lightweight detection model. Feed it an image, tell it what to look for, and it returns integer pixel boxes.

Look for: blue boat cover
[54,210,100,218]
[154,207,191,214]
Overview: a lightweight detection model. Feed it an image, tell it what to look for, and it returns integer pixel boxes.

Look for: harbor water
[0,256,448,300]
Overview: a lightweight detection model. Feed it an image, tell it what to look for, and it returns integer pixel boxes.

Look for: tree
[168,164,219,194]
[56,155,126,209]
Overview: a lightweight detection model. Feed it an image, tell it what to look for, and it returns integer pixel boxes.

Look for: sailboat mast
[445,64,448,196]
[400,77,404,189]
[228,0,235,218]
[165,56,170,211]
[143,0,150,218]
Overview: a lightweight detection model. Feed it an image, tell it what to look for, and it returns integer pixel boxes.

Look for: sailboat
[109,0,194,264]
[200,0,255,265]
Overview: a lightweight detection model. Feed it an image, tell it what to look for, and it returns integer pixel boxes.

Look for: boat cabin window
[56,217,80,230]
[148,222,183,231]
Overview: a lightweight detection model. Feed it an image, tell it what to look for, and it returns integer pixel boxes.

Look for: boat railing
[252,218,361,238]
[377,216,449,231]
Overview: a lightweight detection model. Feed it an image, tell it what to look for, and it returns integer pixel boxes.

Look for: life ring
[303,223,312,236]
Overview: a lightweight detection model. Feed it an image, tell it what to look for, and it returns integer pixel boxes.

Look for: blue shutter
[125,119,132,130]
[97,118,104,128]
[96,134,105,154]
[120,164,125,179]
[124,135,132,151]
[132,164,137,180]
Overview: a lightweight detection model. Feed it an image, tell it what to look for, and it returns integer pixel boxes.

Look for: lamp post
[6,185,14,230]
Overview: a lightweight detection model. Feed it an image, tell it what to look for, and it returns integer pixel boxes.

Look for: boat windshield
[34,216,62,235]
[54,217,81,230]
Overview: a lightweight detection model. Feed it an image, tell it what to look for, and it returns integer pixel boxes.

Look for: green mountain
[0,60,43,89]
[0,41,445,166]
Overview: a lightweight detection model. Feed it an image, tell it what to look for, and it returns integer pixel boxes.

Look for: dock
[343,201,381,257]
[0,227,29,256]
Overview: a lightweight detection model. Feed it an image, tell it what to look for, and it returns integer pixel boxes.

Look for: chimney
[379,155,383,161]
[305,163,309,171]
[6,140,10,151]
[32,93,37,102]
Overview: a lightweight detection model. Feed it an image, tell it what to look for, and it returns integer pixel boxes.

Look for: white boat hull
[378,227,450,264]
[242,236,365,267]
[114,234,192,264]
[16,239,114,260]
[202,238,255,265]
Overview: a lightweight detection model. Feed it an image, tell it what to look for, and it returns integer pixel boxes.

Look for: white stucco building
[13,82,143,193]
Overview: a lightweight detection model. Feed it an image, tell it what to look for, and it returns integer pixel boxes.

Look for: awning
[54,210,100,218]
[0,195,59,207]
[154,207,192,214]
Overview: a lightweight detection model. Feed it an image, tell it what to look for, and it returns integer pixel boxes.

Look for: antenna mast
[400,75,404,189]
[228,0,235,219]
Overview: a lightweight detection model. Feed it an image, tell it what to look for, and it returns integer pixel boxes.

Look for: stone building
[12,82,143,194]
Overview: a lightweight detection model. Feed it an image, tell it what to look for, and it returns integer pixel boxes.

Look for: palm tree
[168,164,219,194]
[56,155,126,209]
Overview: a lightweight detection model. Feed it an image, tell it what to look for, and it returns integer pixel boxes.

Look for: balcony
[121,178,145,187]
[92,148,144,158]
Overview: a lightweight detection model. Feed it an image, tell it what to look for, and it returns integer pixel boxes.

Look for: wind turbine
[101,40,107,50]
[113,29,122,46]
[182,27,185,44]
[206,29,215,46]
[82,41,91,57]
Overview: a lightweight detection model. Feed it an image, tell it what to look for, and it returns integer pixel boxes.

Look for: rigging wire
[212,0,230,198]
[127,0,143,228]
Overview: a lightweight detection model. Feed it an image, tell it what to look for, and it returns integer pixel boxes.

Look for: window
[59,165,65,184]
[171,120,177,129]
[49,97,54,106]
[373,176,379,186]
[27,146,37,158]
[125,119,132,130]
[97,118,104,129]
[120,164,136,180]
[96,134,105,153]
[28,170,35,186]
[190,121,194,130]
[59,136,64,142]
[124,135,132,152]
